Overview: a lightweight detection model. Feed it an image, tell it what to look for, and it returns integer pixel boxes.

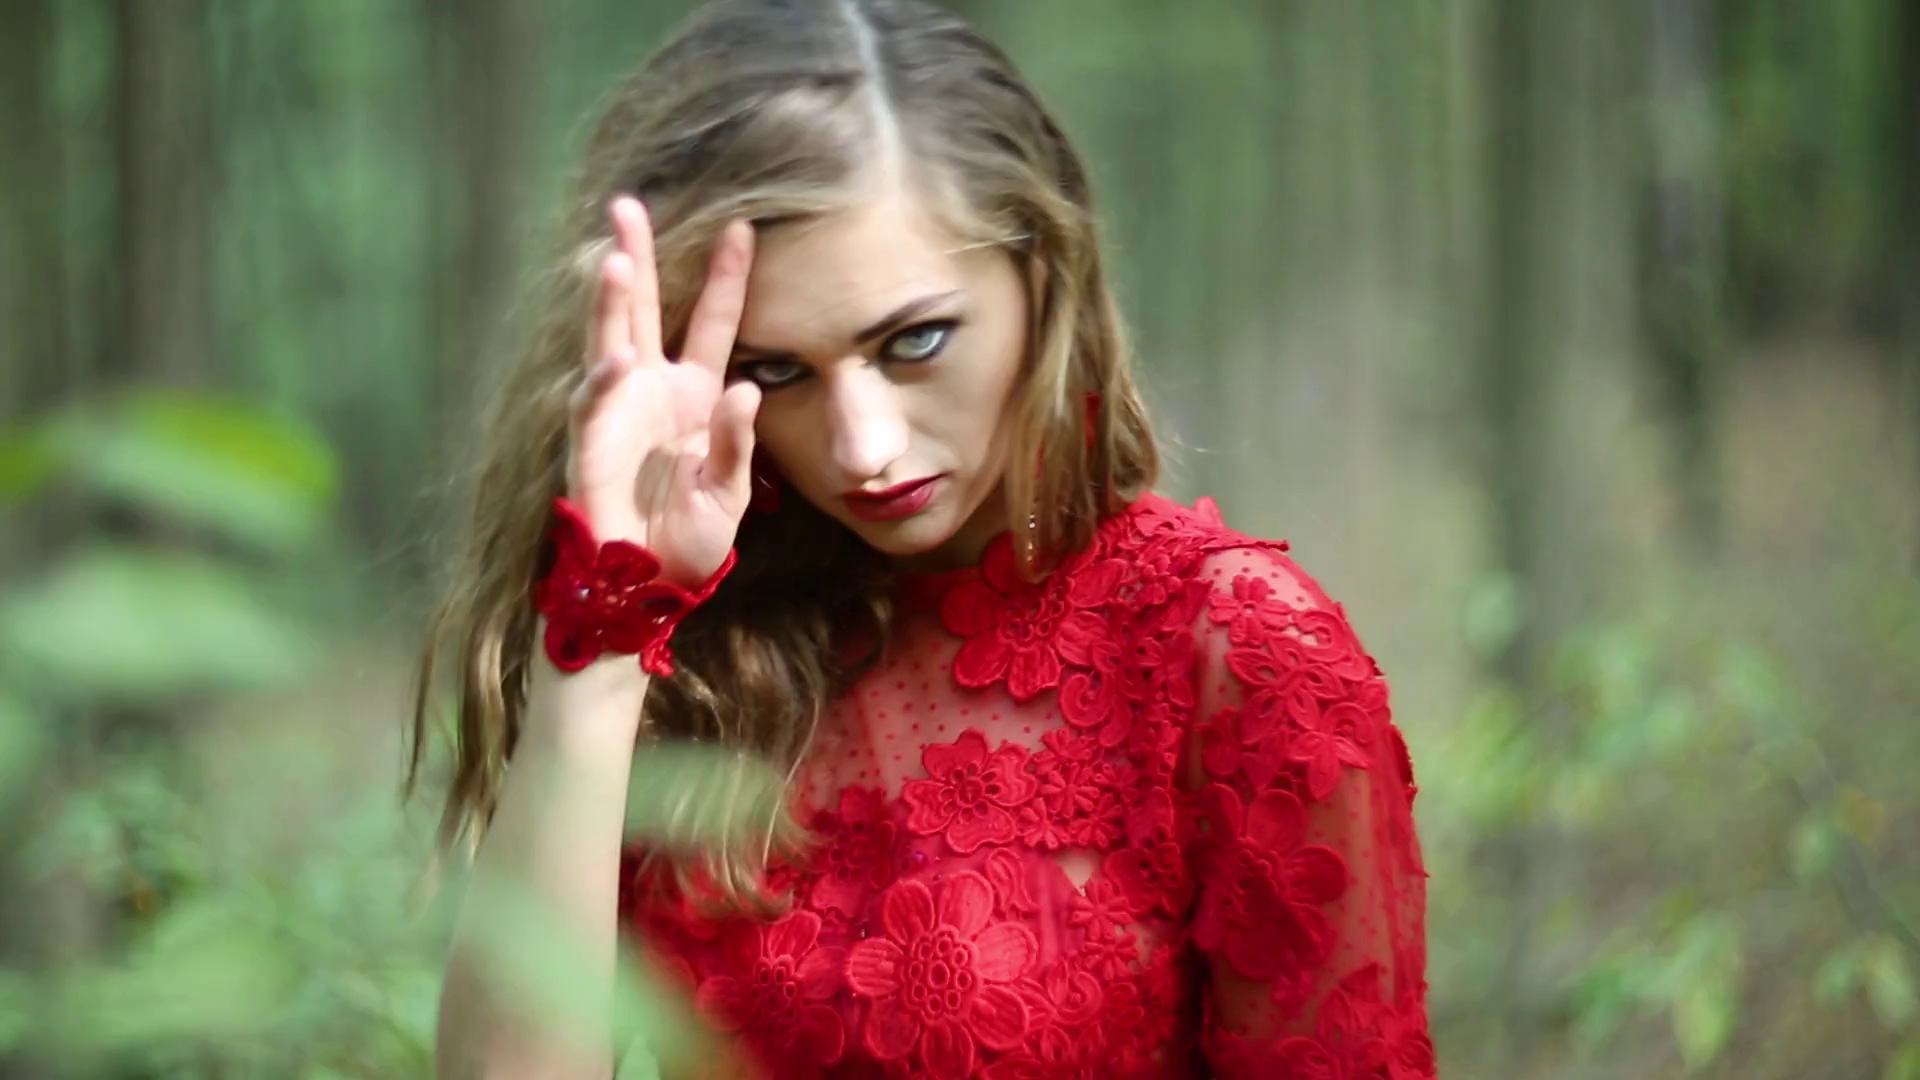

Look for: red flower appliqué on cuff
[846,872,1041,1080]
[533,497,734,677]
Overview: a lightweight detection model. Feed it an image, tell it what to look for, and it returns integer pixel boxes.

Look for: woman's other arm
[435,656,649,1080]
[434,196,761,1079]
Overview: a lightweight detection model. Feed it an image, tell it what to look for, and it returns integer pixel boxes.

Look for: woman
[414,0,1432,1076]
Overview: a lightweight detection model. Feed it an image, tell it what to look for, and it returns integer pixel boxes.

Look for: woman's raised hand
[567,196,761,588]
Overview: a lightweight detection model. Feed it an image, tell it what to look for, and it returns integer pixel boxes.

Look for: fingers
[681,221,754,375]
[568,350,625,434]
[700,380,762,504]
[593,250,636,373]
[609,196,663,364]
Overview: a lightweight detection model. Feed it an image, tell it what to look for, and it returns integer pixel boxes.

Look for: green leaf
[0,693,46,801]
[1570,956,1639,1049]
[1673,980,1736,1072]
[1816,944,1863,1006]
[1790,814,1840,883]
[1713,642,1787,720]
[625,743,788,853]
[385,966,443,1049]
[49,900,298,1054]
[0,546,312,700]
[0,424,61,502]
[1887,1040,1920,1080]
[1866,939,1919,1030]
[1642,688,1700,758]
[80,392,338,553]
[24,788,123,890]
[1462,574,1522,662]
[0,969,33,1054]
[1446,686,1539,826]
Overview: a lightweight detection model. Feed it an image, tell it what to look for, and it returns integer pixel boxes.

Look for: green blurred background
[1,0,1916,1076]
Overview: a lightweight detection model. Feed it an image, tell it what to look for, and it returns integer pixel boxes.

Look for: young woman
[414,0,1432,1076]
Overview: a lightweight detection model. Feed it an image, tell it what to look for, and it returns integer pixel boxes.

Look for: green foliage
[624,741,788,854]
[3,0,1914,1076]
[2,548,316,701]
[0,393,451,1074]
[0,391,337,551]
[0,387,797,1075]
[1423,564,1920,1076]
[1820,935,1920,1030]
[0,692,45,804]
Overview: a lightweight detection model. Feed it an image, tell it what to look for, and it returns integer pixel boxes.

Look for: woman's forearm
[435,648,647,1080]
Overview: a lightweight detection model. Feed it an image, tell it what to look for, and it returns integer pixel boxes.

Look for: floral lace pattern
[621,494,1432,1078]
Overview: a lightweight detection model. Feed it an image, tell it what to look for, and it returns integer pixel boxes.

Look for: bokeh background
[2,0,1916,1076]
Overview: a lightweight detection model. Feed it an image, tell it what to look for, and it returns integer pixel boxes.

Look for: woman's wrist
[534,497,732,678]
[525,644,650,754]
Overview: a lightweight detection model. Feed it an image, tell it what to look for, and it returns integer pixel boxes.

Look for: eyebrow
[732,290,964,360]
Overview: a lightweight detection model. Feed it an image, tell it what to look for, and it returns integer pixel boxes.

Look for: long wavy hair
[409,0,1160,904]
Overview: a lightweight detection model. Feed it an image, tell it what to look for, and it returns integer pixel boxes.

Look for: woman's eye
[732,360,808,390]
[881,321,957,363]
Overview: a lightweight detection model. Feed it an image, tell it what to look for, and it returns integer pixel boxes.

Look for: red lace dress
[620,494,1433,1079]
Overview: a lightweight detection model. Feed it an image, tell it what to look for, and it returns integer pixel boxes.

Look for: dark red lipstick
[841,476,941,522]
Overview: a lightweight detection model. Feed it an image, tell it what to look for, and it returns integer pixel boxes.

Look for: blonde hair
[408,0,1159,905]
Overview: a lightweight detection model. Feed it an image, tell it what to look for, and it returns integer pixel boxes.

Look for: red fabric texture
[535,497,736,677]
[621,494,1432,1077]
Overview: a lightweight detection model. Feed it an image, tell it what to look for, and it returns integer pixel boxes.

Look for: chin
[848,515,960,558]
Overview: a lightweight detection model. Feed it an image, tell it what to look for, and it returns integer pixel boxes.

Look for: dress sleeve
[1180,544,1435,1078]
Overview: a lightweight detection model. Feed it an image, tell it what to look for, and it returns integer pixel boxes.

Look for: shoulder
[1106,500,1419,817]
[1094,492,1348,622]
[1086,492,1384,696]
[1100,493,1388,714]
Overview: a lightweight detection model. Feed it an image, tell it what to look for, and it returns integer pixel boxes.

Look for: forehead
[738,196,986,347]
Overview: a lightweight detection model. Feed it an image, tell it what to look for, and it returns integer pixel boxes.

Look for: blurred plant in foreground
[0,391,797,1076]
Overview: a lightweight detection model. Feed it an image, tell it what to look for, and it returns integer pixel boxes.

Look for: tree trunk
[1638,0,1724,558]
[0,0,72,529]
[0,6,72,1078]
[1893,0,1920,573]
[408,0,538,576]
[113,0,214,390]
[424,0,537,439]
[22,4,217,1072]
[1483,3,1548,688]
[1479,0,1600,1061]
[1479,14,1547,1046]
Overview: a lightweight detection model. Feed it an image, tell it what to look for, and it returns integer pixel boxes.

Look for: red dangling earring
[749,448,782,513]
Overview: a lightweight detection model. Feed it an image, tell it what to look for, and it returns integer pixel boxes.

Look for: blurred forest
[1,0,1917,1077]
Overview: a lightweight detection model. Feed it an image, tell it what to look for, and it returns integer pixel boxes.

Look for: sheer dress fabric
[621,494,1434,1079]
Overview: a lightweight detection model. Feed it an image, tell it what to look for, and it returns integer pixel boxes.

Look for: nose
[824,365,908,483]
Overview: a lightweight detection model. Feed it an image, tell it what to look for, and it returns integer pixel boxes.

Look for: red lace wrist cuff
[532,497,735,678]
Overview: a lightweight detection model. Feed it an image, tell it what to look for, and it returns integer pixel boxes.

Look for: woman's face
[729,193,1029,568]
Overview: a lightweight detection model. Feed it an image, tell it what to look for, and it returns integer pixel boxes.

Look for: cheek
[940,338,1026,443]
[754,413,823,488]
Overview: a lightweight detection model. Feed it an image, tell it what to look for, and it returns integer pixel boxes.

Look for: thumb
[701,381,761,506]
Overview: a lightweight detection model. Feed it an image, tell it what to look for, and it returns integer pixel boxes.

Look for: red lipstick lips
[841,476,941,522]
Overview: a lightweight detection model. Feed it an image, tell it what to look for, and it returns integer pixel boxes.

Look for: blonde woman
[415,1,1432,1076]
